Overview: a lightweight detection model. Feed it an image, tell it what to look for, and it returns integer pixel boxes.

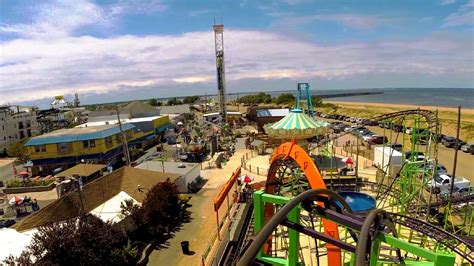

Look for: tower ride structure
[213,24,227,122]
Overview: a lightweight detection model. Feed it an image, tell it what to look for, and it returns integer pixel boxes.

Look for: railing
[240,150,269,176]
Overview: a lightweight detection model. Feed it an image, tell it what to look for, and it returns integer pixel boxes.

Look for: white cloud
[0,0,167,38]
[443,0,474,27]
[316,14,382,29]
[0,0,109,38]
[188,9,215,17]
[440,0,456,5]
[0,30,472,104]
[269,13,385,29]
[108,0,167,16]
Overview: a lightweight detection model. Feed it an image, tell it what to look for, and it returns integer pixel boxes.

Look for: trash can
[180,241,190,254]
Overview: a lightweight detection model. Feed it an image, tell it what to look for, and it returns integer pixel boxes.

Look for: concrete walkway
[147,146,247,265]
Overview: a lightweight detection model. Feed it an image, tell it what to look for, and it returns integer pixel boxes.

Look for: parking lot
[317,112,474,184]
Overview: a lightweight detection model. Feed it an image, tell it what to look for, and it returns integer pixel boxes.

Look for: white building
[0,105,38,154]
[136,161,201,192]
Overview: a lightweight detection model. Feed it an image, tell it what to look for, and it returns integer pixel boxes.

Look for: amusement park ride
[220,84,473,265]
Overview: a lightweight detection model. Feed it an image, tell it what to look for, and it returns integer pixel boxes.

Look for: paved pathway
[147,144,247,265]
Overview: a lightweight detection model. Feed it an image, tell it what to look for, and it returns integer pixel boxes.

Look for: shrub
[4,214,139,265]
[6,178,55,188]
[124,179,190,248]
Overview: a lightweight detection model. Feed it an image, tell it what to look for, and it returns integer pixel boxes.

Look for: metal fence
[240,150,269,176]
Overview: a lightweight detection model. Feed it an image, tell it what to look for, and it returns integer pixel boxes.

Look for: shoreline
[325,100,474,113]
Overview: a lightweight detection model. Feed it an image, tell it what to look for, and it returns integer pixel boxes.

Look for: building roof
[90,191,140,223]
[88,101,159,119]
[136,161,199,176]
[159,104,191,114]
[25,124,135,146]
[121,101,159,117]
[56,164,106,177]
[203,112,242,117]
[14,166,180,231]
[76,115,167,128]
[256,109,289,117]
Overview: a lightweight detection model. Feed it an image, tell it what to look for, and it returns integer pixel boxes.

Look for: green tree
[237,92,272,105]
[148,98,159,107]
[124,180,190,248]
[311,96,323,107]
[166,98,182,106]
[4,214,138,265]
[156,155,167,172]
[7,140,29,162]
[275,93,295,105]
[183,96,199,104]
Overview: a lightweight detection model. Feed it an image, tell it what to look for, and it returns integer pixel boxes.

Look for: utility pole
[448,106,461,201]
[116,106,131,166]
[355,132,360,191]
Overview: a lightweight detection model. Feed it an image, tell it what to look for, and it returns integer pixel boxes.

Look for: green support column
[253,190,265,259]
[288,206,301,266]
[369,236,381,266]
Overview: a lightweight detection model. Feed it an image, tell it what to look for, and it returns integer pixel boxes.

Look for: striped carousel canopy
[264,109,329,139]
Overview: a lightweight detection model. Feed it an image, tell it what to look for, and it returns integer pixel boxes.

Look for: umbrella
[53,168,63,175]
[177,121,184,126]
[9,196,24,206]
[342,157,354,164]
[18,171,29,176]
[239,175,254,183]
[173,144,182,148]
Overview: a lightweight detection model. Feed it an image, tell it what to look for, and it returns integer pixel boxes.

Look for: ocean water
[323,88,474,109]
[227,88,474,109]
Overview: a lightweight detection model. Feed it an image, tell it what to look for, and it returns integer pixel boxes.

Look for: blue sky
[0,0,473,105]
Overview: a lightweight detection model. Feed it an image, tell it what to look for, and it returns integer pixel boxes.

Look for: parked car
[362,132,376,141]
[368,135,388,145]
[428,174,471,195]
[460,143,474,154]
[404,151,425,162]
[390,143,403,152]
[392,124,404,132]
[419,162,448,174]
[442,137,466,149]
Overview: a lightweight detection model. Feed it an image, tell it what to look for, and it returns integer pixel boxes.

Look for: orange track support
[265,141,342,266]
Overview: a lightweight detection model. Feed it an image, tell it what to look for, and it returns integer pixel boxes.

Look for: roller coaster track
[389,212,474,264]
[237,189,473,265]
[423,194,474,209]
[371,109,440,131]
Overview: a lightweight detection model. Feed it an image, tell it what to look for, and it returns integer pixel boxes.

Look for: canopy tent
[9,196,24,206]
[264,109,329,140]
[90,191,141,224]
[0,228,34,262]
[238,174,254,183]
[342,157,354,165]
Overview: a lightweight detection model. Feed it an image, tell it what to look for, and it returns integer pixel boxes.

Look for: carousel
[264,108,329,140]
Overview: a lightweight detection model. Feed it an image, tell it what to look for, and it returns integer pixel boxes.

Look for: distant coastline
[80,87,473,110]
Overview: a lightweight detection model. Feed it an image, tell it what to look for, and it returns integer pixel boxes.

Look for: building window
[18,122,24,129]
[105,136,113,148]
[35,145,46,153]
[26,120,31,128]
[57,142,71,153]
[27,129,32,137]
[115,134,122,144]
[83,140,96,148]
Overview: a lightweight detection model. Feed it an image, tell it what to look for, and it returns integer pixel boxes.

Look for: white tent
[90,191,141,224]
[0,228,34,261]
